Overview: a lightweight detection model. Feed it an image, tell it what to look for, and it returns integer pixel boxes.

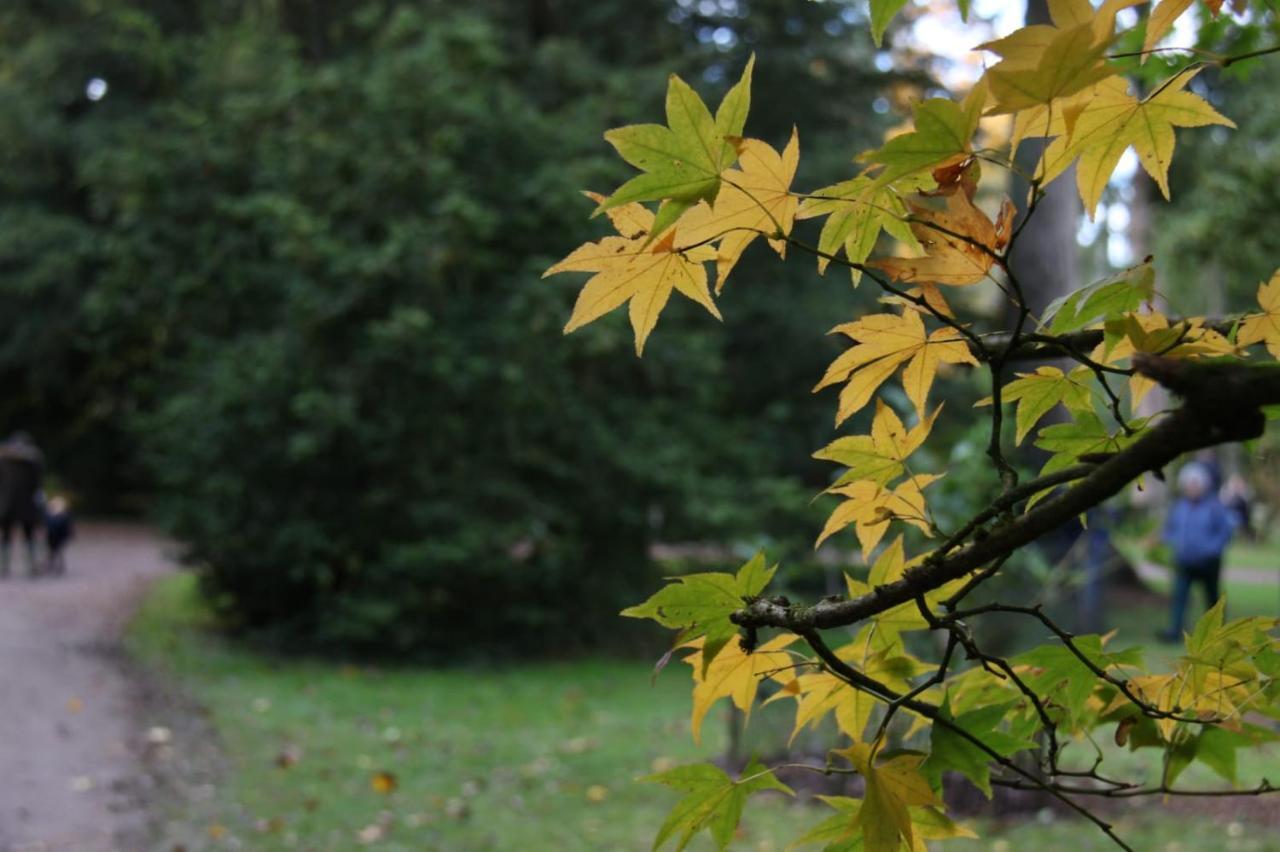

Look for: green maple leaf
[860,93,982,190]
[921,699,1036,798]
[1045,260,1156,335]
[644,760,792,852]
[869,0,910,46]
[1013,637,1142,727]
[1033,411,1143,478]
[602,56,754,238]
[621,553,775,673]
[981,365,1094,445]
[1184,724,1275,786]
[796,175,922,284]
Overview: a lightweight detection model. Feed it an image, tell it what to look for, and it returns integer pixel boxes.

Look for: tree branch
[733,356,1280,633]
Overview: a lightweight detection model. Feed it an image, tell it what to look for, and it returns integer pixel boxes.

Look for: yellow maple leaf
[1010,77,1125,154]
[854,536,964,635]
[684,634,798,743]
[986,22,1116,115]
[770,619,929,743]
[1141,0,1218,62]
[676,130,800,293]
[815,474,940,557]
[780,670,878,742]
[544,194,719,355]
[816,310,979,422]
[1095,312,1237,405]
[871,190,1015,287]
[1039,69,1235,217]
[835,743,941,852]
[813,400,940,488]
[979,0,1137,115]
[978,0,1122,67]
[1237,269,1280,358]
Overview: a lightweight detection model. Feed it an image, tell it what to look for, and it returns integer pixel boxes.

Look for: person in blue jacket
[1158,462,1237,641]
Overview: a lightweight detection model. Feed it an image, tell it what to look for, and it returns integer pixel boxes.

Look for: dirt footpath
[0,523,174,852]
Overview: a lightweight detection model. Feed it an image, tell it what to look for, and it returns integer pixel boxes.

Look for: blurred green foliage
[0,0,912,653]
[1154,24,1280,313]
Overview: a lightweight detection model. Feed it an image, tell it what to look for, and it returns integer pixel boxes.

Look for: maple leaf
[978,0,1131,66]
[780,670,880,744]
[644,759,792,852]
[1039,69,1235,217]
[1014,635,1142,728]
[921,698,1036,798]
[851,535,966,636]
[1141,0,1222,61]
[813,400,940,488]
[792,795,975,850]
[1237,269,1280,358]
[1010,83,1095,153]
[1043,259,1156,334]
[985,21,1117,115]
[978,365,1094,445]
[545,195,719,356]
[675,129,799,293]
[868,0,910,47]
[859,89,985,191]
[833,743,941,852]
[1096,312,1237,404]
[815,474,940,558]
[621,553,776,674]
[871,190,1015,287]
[602,56,754,238]
[684,633,798,743]
[979,0,1137,115]
[1034,411,1139,477]
[773,615,930,742]
[796,174,921,285]
[815,310,979,422]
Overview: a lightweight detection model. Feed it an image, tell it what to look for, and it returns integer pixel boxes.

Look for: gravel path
[0,522,175,852]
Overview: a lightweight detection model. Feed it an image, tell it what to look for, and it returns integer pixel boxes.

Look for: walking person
[43,493,75,576]
[1158,462,1237,642]
[0,432,44,578]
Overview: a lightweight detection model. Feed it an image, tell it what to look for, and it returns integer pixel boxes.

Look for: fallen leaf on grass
[370,770,398,794]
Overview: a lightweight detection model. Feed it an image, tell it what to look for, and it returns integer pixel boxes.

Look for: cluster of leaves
[548,2,1280,849]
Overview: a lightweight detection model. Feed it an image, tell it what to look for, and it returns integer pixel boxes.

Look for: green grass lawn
[128,573,1280,851]
[128,574,807,851]
[1226,538,1280,573]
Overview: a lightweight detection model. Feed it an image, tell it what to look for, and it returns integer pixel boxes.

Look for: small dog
[44,495,74,576]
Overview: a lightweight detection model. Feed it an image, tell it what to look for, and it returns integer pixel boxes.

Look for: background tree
[0,0,915,652]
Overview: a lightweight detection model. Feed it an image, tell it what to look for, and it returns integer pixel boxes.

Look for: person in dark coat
[0,432,44,578]
[43,494,74,576]
[1158,462,1236,641]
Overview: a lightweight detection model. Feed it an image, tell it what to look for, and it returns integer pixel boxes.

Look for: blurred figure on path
[1158,462,1236,641]
[0,432,44,578]
[1194,449,1224,491]
[43,494,75,576]
[1220,474,1254,541]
